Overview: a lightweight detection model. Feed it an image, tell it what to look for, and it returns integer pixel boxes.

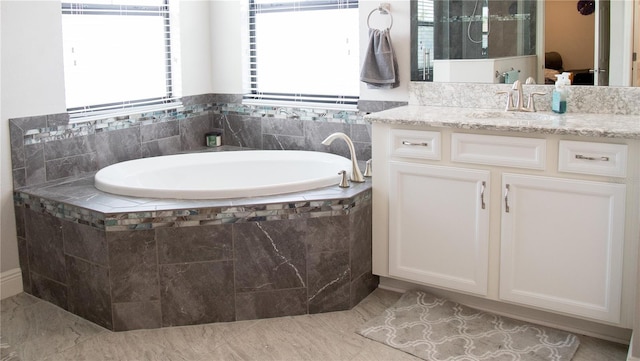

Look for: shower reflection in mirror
[411,0,537,83]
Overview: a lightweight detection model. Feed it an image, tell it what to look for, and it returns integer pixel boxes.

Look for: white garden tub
[94,150,353,199]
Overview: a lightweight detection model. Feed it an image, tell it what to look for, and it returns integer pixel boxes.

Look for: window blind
[61,1,179,119]
[245,0,360,107]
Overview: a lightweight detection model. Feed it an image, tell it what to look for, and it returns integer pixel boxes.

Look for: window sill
[242,99,359,112]
[68,102,184,124]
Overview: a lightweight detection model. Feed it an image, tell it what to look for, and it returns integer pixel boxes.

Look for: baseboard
[378,276,633,345]
[0,268,23,300]
[629,331,640,361]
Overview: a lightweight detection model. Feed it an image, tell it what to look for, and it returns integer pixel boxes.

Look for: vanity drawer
[390,129,441,160]
[558,140,627,177]
[451,133,546,170]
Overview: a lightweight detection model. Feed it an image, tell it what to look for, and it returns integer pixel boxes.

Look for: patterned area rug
[357,290,580,361]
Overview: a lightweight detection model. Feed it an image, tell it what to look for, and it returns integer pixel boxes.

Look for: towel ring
[367,6,393,30]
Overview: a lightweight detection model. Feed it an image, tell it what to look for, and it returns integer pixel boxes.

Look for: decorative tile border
[15,98,372,147]
[14,187,372,232]
[14,192,106,229]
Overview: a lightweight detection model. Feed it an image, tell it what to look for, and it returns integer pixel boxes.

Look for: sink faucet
[497,79,545,112]
[321,132,365,183]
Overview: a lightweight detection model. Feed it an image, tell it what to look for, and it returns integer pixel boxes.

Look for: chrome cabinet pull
[402,140,429,147]
[575,154,610,161]
[504,184,510,213]
[480,181,486,210]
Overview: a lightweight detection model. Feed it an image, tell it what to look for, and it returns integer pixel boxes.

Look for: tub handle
[364,159,372,177]
[338,170,350,188]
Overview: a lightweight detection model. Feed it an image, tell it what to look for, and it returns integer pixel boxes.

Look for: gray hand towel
[360,28,399,89]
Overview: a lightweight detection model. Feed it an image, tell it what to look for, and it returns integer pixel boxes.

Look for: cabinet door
[500,173,626,323]
[389,162,490,296]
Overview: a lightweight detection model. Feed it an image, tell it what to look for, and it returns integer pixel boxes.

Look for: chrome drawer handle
[575,154,610,161]
[402,141,429,147]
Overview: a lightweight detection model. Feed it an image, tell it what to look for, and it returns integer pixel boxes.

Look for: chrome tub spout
[321,132,365,183]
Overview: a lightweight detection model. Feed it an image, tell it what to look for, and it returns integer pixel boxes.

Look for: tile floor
[1,288,630,361]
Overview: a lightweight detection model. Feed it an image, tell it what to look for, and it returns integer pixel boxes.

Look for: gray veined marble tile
[222,115,262,149]
[29,272,68,311]
[65,256,112,330]
[140,120,179,143]
[349,123,372,143]
[159,261,235,327]
[141,135,182,158]
[180,114,214,151]
[307,250,351,314]
[108,230,159,303]
[233,220,307,292]
[303,121,351,156]
[62,221,108,266]
[45,153,98,183]
[95,127,141,169]
[25,210,66,284]
[262,134,306,151]
[261,117,304,136]
[112,301,162,331]
[304,216,350,253]
[157,224,233,264]
[44,134,96,161]
[9,115,47,132]
[12,168,26,189]
[9,121,25,169]
[235,288,307,321]
[24,143,46,186]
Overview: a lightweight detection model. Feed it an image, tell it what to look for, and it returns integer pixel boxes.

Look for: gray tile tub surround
[9,110,221,189]
[9,94,401,190]
[15,186,376,331]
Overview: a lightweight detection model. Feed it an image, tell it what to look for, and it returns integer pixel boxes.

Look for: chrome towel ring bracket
[367,3,393,30]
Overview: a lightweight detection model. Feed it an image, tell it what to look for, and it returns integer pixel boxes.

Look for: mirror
[411,0,635,86]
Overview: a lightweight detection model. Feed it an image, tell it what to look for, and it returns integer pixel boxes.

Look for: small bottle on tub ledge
[205,131,222,147]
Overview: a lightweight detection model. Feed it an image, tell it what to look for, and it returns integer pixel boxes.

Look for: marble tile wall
[9,95,406,190]
[16,191,375,331]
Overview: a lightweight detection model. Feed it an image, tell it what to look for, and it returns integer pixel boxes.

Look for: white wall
[1,1,67,276]
[358,0,410,102]
[210,0,244,94]
[179,1,215,96]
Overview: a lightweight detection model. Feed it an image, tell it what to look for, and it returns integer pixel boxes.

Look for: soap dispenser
[552,72,570,114]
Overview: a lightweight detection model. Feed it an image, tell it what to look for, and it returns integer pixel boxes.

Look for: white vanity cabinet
[388,162,490,296]
[372,123,638,329]
[500,173,626,323]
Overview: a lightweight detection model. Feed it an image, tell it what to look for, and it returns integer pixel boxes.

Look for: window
[246,0,359,106]
[61,0,179,119]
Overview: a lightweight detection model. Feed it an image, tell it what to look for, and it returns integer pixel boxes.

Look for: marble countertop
[365,106,640,140]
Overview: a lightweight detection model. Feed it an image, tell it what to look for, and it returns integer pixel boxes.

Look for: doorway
[544,0,602,85]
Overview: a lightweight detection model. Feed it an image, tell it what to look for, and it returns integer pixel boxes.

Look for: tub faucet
[321,132,365,183]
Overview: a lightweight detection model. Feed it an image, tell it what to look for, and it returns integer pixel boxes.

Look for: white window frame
[244,0,360,108]
[61,0,181,121]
